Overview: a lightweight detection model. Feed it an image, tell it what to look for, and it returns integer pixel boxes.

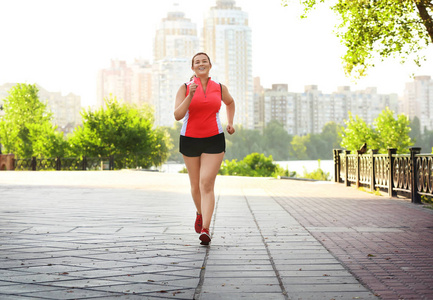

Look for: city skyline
[1,0,433,108]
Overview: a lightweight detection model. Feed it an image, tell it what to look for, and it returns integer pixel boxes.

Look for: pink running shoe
[199,228,211,245]
[195,213,202,234]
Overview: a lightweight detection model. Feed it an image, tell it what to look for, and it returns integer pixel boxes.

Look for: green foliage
[358,186,382,196]
[409,116,422,145]
[219,152,280,177]
[164,120,293,161]
[0,83,67,158]
[302,167,330,181]
[408,117,433,153]
[290,135,309,160]
[68,97,171,168]
[284,0,433,77]
[262,120,292,159]
[290,122,343,160]
[302,160,330,181]
[162,122,183,162]
[374,107,412,153]
[421,195,433,209]
[166,119,342,161]
[340,112,378,151]
[225,126,266,160]
[340,108,413,154]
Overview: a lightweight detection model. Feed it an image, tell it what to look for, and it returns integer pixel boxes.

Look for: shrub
[219,152,280,177]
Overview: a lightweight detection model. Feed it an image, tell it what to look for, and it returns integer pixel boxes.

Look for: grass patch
[358,186,382,196]
[421,195,433,209]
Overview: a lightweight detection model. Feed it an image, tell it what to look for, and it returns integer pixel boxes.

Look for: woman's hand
[226,124,235,135]
[189,83,198,97]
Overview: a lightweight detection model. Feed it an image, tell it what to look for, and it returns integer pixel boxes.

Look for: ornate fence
[333,147,430,204]
[10,152,160,171]
[14,156,115,171]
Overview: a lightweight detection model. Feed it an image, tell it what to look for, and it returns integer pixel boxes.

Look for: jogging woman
[174,52,235,245]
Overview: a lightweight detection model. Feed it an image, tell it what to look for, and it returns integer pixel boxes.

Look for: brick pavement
[263,179,433,300]
[0,171,431,299]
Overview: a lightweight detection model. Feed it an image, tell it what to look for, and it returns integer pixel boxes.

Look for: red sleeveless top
[180,77,223,138]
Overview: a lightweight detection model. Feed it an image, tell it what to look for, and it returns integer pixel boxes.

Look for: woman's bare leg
[199,152,225,229]
[183,155,201,214]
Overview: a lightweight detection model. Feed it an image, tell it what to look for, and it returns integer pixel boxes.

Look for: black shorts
[180,133,226,157]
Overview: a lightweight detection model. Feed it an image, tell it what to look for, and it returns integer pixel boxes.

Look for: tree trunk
[415,0,433,43]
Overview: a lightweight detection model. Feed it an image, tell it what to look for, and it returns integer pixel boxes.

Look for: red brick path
[265,180,433,300]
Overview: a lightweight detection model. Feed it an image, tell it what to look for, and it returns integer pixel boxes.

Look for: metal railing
[14,156,115,171]
[333,147,428,204]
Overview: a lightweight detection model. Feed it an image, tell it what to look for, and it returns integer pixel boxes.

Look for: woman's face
[192,54,211,76]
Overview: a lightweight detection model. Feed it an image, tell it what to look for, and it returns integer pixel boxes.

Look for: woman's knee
[191,184,200,195]
[200,177,215,194]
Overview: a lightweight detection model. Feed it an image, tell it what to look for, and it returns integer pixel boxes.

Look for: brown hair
[191,52,211,68]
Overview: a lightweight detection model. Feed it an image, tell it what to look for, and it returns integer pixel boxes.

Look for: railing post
[109,155,114,170]
[345,150,351,187]
[31,157,36,171]
[370,149,378,192]
[388,148,397,197]
[410,147,422,204]
[56,157,61,171]
[356,151,360,188]
[333,149,341,183]
[82,156,87,171]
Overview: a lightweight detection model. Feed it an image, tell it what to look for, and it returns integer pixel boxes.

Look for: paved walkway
[0,171,432,300]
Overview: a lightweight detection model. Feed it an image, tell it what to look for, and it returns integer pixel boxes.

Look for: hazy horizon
[1,0,432,106]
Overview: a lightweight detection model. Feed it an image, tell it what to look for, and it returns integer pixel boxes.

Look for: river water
[160,160,334,179]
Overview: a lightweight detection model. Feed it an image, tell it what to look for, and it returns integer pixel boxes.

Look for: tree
[163,121,183,162]
[340,109,413,153]
[421,128,433,152]
[284,0,433,77]
[340,112,378,152]
[219,152,280,177]
[0,83,66,157]
[409,116,422,145]
[68,97,171,168]
[225,126,264,160]
[374,107,412,153]
[318,121,344,158]
[290,135,309,159]
[262,120,292,160]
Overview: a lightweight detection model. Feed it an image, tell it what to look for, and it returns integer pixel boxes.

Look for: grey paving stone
[0,172,382,299]
[141,288,196,299]
[86,282,187,294]
[0,283,63,294]
[199,292,286,299]
[202,283,282,293]
[285,291,378,300]
[18,288,117,299]
[0,295,37,300]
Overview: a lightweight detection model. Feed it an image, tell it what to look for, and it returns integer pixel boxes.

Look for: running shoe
[195,212,202,234]
[199,228,211,245]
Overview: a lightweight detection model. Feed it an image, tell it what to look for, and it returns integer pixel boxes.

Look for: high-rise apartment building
[253,77,265,131]
[97,60,132,107]
[97,59,153,108]
[152,9,199,127]
[131,59,153,106]
[401,76,433,132]
[262,84,295,135]
[154,10,199,61]
[203,0,253,129]
[348,87,398,125]
[255,78,399,136]
[38,86,82,134]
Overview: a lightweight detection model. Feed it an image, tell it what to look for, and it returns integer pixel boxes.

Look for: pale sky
[1,0,432,107]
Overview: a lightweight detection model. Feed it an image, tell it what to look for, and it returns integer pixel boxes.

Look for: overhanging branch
[414,0,433,43]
